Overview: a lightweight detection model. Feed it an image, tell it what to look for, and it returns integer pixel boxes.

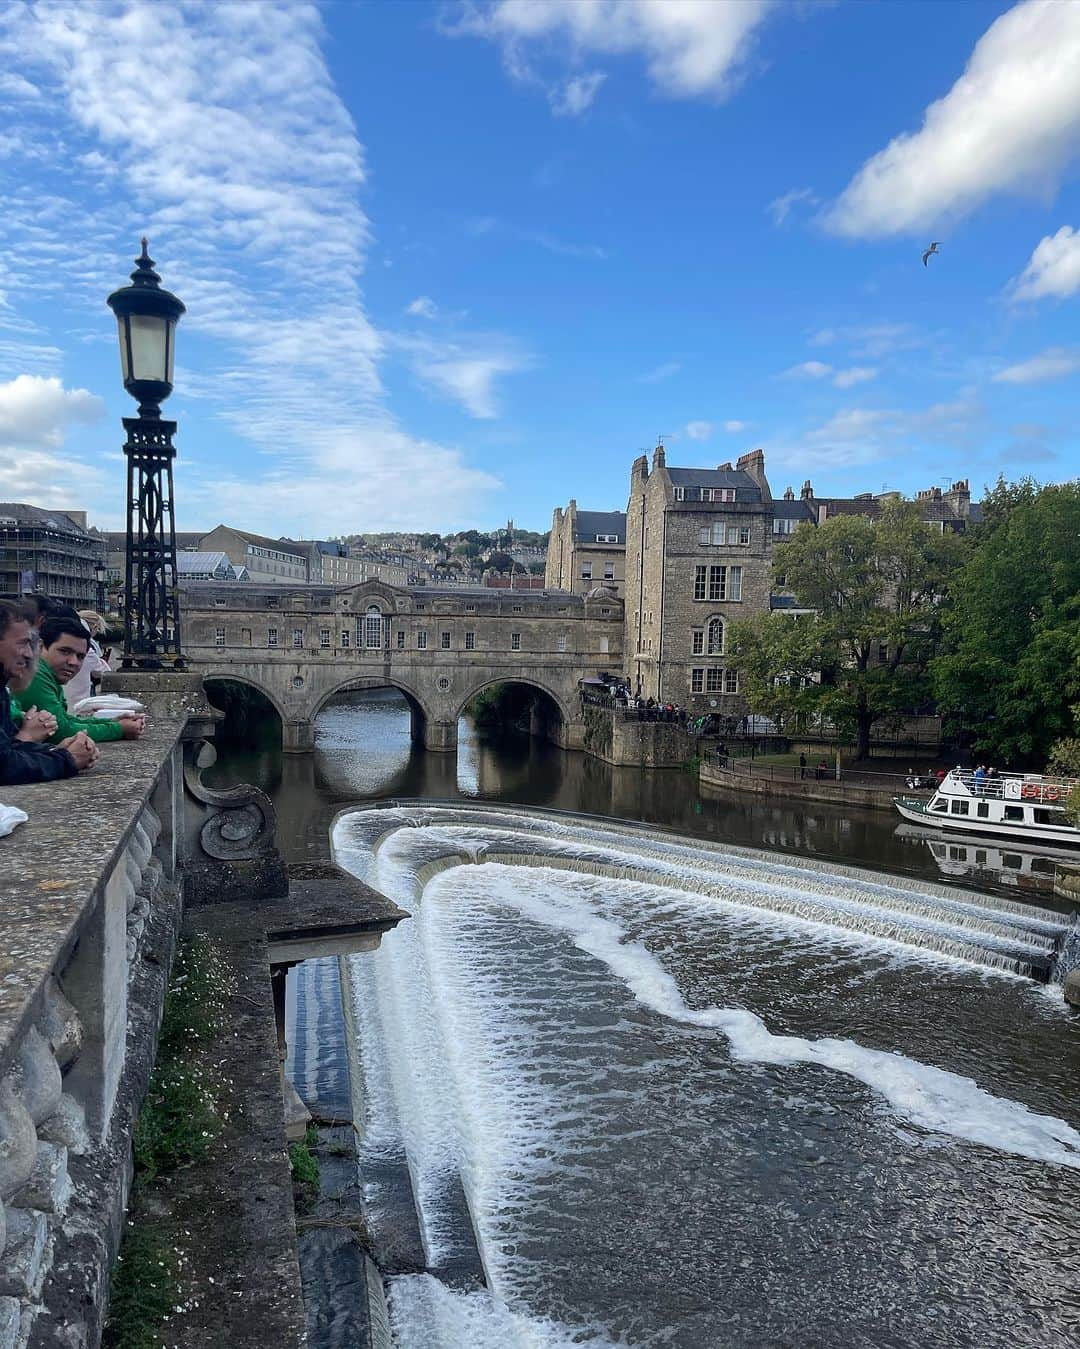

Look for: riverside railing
[705,750,931,793]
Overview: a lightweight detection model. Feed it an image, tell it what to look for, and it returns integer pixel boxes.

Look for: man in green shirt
[12,616,145,745]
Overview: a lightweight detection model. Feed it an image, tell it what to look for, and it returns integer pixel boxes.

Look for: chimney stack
[736,448,771,502]
[800,479,814,501]
[652,442,666,469]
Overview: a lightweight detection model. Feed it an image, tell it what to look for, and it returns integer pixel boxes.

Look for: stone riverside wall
[581,703,697,768]
[699,755,899,812]
[1055,866,1080,905]
[0,676,283,1348]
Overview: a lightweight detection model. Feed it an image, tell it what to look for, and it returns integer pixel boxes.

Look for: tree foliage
[731,502,963,758]
[931,481,1080,765]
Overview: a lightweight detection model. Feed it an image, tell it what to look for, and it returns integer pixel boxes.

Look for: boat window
[1003,806,1024,822]
[948,846,965,861]
[931,801,949,813]
[1031,859,1054,875]
[1003,854,1022,870]
[975,850,987,865]
[1033,808,1056,825]
[976,802,990,818]
[950,800,969,815]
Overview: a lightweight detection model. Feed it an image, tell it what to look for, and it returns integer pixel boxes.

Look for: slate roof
[772,499,815,520]
[0,503,91,535]
[666,467,762,502]
[574,510,626,544]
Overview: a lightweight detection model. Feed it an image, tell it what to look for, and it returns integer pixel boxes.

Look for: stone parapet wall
[0,709,193,1347]
[581,703,695,768]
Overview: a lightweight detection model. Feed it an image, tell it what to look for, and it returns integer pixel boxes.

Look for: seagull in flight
[922,241,942,267]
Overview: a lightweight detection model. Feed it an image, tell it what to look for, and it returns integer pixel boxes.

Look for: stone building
[623,446,776,711]
[199,525,310,583]
[545,502,626,595]
[0,503,106,607]
[618,447,978,716]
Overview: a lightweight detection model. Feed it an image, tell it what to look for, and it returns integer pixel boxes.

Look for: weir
[326,801,1080,1348]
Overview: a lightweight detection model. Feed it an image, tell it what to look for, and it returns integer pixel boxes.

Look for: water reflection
[204,688,1068,899]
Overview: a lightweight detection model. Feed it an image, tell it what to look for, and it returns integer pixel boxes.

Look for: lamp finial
[130,239,161,287]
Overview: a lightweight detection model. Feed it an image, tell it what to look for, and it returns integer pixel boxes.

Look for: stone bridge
[181,580,624,752]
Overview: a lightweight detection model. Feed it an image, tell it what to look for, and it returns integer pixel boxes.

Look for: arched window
[707,616,725,655]
[364,605,383,649]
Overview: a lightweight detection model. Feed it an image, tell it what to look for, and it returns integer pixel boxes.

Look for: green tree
[932,481,1080,765]
[1048,720,1080,827]
[731,502,963,759]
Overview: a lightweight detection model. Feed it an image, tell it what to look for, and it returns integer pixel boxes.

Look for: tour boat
[893,769,1079,848]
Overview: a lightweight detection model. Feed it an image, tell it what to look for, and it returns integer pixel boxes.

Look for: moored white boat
[894,769,1079,848]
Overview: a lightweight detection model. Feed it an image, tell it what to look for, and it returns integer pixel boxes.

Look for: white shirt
[64,637,111,711]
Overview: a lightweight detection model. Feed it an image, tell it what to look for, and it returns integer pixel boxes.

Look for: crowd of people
[0,595,146,785]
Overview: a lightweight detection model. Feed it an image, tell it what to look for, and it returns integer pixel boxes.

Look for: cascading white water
[336,805,1080,1349]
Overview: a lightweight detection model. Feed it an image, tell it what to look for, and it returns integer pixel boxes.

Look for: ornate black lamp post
[107,240,186,669]
[93,560,107,614]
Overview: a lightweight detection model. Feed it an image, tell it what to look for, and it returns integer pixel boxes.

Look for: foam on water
[388,1273,624,1349]
[478,867,1080,1170]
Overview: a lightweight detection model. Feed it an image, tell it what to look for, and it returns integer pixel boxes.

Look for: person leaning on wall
[11,615,145,745]
[0,599,97,784]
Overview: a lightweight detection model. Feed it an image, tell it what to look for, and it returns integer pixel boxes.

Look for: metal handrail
[704,750,933,789]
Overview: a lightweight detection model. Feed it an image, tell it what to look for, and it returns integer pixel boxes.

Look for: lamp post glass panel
[107,240,186,668]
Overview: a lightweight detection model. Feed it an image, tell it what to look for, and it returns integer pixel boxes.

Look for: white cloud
[550,70,606,117]
[992,347,1080,384]
[825,0,1080,237]
[448,0,777,112]
[413,350,530,419]
[0,1,503,531]
[832,366,877,389]
[806,407,889,445]
[807,322,925,359]
[0,374,106,505]
[406,295,439,319]
[723,419,747,433]
[0,374,104,451]
[522,231,607,260]
[685,420,713,441]
[1009,225,1080,302]
[768,186,818,227]
[639,359,680,383]
[783,360,832,379]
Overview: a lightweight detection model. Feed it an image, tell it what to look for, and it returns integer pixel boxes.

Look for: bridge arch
[202,671,288,746]
[310,673,435,725]
[310,674,436,750]
[455,674,571,750]
[454,675,573,727]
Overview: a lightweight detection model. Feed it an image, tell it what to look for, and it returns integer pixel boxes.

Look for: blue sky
[0,0,1077,535]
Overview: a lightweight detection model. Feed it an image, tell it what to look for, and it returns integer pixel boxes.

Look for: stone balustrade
[0,676,281,1348]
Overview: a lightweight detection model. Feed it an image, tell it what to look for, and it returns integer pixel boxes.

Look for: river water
[209,690,1080,1348]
